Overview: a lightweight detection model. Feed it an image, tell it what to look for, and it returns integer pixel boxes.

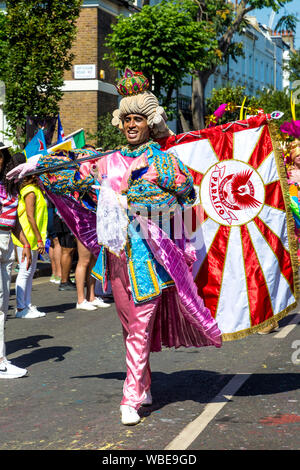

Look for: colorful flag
[57,114,65,143]
[47,140,73,153]
[24,128,48,159]
[26,116,57,147]
[63,128,86,149]
[158,113,299,340]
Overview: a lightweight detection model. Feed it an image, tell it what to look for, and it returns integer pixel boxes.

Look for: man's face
[123,114,150,146]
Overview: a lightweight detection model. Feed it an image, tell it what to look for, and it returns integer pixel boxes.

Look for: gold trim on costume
[128,259,161,302]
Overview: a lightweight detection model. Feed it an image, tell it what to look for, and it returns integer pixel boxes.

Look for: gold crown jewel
[116,67,149,96]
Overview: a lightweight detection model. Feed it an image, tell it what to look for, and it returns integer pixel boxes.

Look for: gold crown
[116,67,149,96]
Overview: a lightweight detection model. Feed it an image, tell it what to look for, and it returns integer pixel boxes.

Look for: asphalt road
[1,269,300,454]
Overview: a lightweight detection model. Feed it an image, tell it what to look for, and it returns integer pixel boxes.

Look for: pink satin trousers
[107,251,160,410]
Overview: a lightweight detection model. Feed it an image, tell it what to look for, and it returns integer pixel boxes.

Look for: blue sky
[253,0,300,48]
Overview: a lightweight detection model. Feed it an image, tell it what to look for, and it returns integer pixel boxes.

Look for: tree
[205,84,299,126]
[0,12,7,81]
[274,13,299,33]
[2,0,82,147]
[191,0,295,130]
[104,0,219,119]
[256,88,299,123]
[205,85,260,125]
[87,113,127,150]
[285,48,300,96]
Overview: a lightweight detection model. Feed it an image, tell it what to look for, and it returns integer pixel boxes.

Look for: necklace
[120,140,160,157]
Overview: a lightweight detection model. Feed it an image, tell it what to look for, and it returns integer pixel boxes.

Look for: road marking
[164,373,251,450]
[274,313,300,339]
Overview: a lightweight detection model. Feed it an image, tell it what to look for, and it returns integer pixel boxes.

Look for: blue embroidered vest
[92,143,196,304]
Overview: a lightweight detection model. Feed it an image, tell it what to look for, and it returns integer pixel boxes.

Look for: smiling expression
[123,114,150,146]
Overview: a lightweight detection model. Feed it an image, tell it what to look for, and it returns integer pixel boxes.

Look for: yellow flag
[291,91,296,121]
[47,140,73,153]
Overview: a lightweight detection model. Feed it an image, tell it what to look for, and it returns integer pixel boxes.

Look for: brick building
[59,0,140,140]
[0,0,141,146]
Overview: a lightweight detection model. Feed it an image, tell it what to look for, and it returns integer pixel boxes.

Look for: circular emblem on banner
[200,160,265,226]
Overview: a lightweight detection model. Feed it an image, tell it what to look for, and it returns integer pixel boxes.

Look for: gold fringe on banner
[269,120,300,300]
[221,119,299,342]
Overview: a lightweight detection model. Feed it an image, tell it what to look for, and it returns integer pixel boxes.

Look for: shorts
[54,213,76,249]
[47,206,57,239]
[57,232,77,249]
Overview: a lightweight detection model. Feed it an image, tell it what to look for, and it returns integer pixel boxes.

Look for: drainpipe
[273,41,277,90]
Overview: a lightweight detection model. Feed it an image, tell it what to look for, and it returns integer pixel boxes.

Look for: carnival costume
[285,139,300,263]
[0,181,18,359]
[7,68,222,412]
[82,69,222,410]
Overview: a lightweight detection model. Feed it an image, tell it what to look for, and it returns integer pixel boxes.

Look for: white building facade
[205,16,290,98]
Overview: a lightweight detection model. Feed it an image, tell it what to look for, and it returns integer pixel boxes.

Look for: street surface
[1,267,300,452]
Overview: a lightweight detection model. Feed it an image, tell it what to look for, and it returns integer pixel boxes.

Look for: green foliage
[246,0,293,10]
[205,84,300,126]
[206,85,260,124]
[285,49,300,89]
[275,14,299,33]
[0,12,7,81]
[2,0,82,146]
[256,88,299,124]
[87,113,127,151]
[104,0,220,115]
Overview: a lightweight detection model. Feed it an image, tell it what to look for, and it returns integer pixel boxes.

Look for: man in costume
[89,68,222,425]
[6,68,222,424]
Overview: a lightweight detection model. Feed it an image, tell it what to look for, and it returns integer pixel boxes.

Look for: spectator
[47,199,61,284]
[74,144,111,311]
[12,159,48,318]
[54,211,77,291]
[0,145,31,378]
[75,239,110,310]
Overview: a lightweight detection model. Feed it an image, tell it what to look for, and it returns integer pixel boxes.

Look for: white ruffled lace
[96,178,129,256]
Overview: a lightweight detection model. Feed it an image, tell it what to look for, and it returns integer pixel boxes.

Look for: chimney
[281,29,295,51]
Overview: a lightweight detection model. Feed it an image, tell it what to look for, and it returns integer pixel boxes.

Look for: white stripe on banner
[168,140,218,175]
[233,125,264,162]
[247,221,296,314]
[257,151,279,185]
[192,217,219,277]
[216,226,251,334]
[258,204,289,252]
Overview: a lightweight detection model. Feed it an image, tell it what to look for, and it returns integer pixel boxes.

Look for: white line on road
[274,313,300,339]
[164,373,251,451]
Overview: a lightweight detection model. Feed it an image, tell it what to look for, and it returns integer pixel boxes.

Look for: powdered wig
[111,68,172,139]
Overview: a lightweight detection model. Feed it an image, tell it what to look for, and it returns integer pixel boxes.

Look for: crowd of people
[0,67,299,427]
[0,141,112,379]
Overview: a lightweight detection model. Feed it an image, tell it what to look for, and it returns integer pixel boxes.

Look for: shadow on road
[6,334,72,368]
[6,334,53,354]
[69,369,300,417]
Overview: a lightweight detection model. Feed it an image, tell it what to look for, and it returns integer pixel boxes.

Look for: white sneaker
[141,390,152,406]
[0,358,28,379]
[29,305,46,317]
[90,297,111,309]
[120,405,141,425]
[76,299,97,311]
[15,306,46,318]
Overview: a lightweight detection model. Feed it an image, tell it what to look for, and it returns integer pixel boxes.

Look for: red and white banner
[159,114,299,340]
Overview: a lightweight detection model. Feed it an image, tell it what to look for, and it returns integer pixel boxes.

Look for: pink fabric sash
[137,215,222,348]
